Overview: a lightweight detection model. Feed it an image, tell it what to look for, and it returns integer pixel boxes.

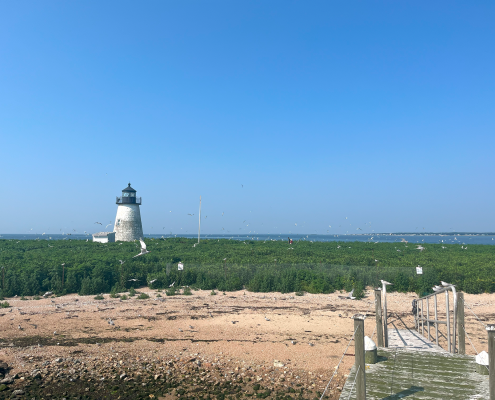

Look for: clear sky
[1,1,494,235]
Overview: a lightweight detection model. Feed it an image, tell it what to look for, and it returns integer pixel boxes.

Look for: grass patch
[0,301,11,308]
[94,294,104,300]
[183,287,192,295]
[137,293,149,299]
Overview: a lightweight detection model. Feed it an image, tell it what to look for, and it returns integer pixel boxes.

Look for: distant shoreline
[2,232,495,236]
[0,232,495,234]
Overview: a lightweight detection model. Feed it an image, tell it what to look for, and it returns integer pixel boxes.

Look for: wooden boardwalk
[339,328,489,400]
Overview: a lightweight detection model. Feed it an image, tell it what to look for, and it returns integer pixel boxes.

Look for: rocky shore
[0,351,347,399]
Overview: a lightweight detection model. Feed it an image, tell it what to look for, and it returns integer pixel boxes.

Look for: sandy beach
[0,288,493,399]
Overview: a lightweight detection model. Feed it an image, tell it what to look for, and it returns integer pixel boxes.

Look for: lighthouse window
[123,192,130,197]
[130,192,136,197]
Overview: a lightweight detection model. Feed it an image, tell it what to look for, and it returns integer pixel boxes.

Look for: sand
[0,288,493,398]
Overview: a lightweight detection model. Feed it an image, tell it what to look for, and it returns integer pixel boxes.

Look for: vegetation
[137,292,149,299]
[0,301,10,308]
[0,237,493,297]
[94,294,104,300]
[183,286,192,295]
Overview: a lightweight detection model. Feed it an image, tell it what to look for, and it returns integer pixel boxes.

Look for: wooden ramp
[339,328,489,400]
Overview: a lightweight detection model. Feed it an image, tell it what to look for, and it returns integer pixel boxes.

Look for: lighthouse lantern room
[114,183,144,241]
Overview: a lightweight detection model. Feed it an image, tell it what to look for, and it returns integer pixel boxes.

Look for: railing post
[383,290,388,348]
[354,316,366,400]
[488,324,495,400]
[446,290,451,353]
[426,297,430,341]
[434,294,439,346]
[457,292,465,355]
[414,300,418,330]
[451,286,457,354]
[375,290,383,347]
[421,299,424,336]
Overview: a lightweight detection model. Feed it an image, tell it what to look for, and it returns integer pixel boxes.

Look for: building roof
[92,232,115,237]
[122,183,137,192]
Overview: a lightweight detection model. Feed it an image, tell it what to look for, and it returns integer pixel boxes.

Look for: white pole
[198,196,201,244]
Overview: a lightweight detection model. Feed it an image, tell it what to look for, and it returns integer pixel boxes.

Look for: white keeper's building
[92,231,116,243]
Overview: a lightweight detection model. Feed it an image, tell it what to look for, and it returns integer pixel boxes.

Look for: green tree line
[0,238,493,297]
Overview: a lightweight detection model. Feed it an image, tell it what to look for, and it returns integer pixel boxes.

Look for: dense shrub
[0,238,493,296]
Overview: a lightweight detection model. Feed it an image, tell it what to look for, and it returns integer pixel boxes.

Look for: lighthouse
[114,183,144,242]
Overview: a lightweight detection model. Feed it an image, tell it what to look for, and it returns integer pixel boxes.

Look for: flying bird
[95,222,102,225]
[128,278,138,282]
[416,245,425,252]
[119,260,125,265]
[133,238,150,258]
[149,279,157,284]
[169,281,175,287]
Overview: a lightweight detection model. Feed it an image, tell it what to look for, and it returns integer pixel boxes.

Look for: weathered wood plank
[339,349,489,400]
[387,328,445,353]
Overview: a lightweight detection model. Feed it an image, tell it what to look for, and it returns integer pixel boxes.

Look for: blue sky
[1,1,494,235]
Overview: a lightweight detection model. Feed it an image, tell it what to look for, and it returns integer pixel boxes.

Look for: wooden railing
[414,283,462,354]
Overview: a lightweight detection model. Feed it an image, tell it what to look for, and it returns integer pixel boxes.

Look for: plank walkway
[339,328,489,400]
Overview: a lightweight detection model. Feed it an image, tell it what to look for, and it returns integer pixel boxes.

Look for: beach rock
[0,376,13,384]
[273,360,284,368]
[0,361,8,374]
[12,389,25,396]
[31,370,42,379]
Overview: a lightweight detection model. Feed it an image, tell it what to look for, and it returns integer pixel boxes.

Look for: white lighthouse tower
[114,183,144,242]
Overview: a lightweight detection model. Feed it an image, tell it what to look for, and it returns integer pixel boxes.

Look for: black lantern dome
[116,183,142,204]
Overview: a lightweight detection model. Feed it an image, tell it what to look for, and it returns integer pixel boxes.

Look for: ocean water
[1,233,495,245]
